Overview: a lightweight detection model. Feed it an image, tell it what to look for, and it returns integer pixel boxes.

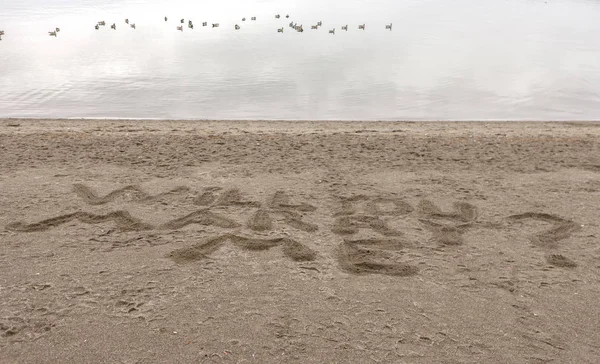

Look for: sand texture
[1,119,599,363]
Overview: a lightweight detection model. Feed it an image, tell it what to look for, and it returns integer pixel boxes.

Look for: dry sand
[1,119,599,363]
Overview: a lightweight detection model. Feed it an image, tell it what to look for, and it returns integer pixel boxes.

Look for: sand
[0,119,599,363]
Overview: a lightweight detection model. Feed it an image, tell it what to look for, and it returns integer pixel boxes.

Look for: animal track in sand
[5,211,152,232]
[169,234,317,263]
[74,183,190,205]
[336,238,418,276]
[506,212,580,248]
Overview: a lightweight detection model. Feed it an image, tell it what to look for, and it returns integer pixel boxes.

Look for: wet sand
[1,119,599,363]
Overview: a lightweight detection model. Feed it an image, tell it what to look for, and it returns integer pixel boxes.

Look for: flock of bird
[0,14,392,40]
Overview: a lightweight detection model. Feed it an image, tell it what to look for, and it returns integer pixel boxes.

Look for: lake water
[1,0,599,120]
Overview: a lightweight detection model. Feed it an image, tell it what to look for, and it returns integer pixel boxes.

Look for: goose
[234,24,240,30]
[341,25,348,31]
[212,23,219,28]
[329,28,335,34]
[48,31,57,37]
[177,25,183,31]
[311,25,318,29]
[94,24,99,30]
[165,16,168,22]
[202,22,207,26]
[275,14,280,19]
[251,17,256,21]
[277,27,283,33]
[358,24,365,30]
[317,21,322,26]
[98,21,106,26]
[125,19,129,24]
[242,17,246,21]
[111,23,116,30]
[130,23,136,29]
[385,23,392,30]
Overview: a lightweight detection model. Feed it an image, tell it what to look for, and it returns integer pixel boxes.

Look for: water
[1,0,599,120]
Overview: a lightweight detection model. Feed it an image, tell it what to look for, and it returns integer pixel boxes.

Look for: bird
[235,24,240,30]
[242,17,246,21]
[180,19,184,24]
[111,23,116,30]
[289,21,294,28]
[286,14,290,18]
[95,24,99,30]
[317,21,322,27]
[202,22,207,26]
[0,35,2,41]
[48,31,57,37]
[55,27,60,32]
[98,21,106,26]
[385,23,392,30]
[296,25,303,32]
[164,16,168,21]
[277,27,283,33]
[275,14,280,19]
[358,24,365,30]
[329,28,335,34]
[341,25,348,31]
[251,17,256,21]
[311,25,318,30]
[212,23,219,28]
[188,23,193,29]
[177,26,183,31]
[0,30,4,35]
[125,19,129,24]
[188,20,193,25]
[130,23,136,29]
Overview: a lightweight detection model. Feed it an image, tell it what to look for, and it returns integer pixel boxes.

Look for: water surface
[1,0,599,120]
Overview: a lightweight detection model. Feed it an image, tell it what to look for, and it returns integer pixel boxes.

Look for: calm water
[1,0,599,120]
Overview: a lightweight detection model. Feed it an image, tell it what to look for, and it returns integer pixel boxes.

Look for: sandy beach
[1,119,599,363]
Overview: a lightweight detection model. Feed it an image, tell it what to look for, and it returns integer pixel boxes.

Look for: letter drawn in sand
[171,190,318,263]
[417,200,477,246]
[332,195,418,276]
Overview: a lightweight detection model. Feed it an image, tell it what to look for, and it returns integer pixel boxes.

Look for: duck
[251,17,256,21]
[329,28,335,34]
[234,24,240,30]
[341,25,348,31]
[385,23,392,30]
[202,22,207,26]
[125,19,129,24]
[358,24,365,30]
[212,23,219,28]
[111,23,116,30]
[94,24,99,30]
[48,31,57,37]
[277,27,283,33]
[275,14,280,19]
[98,21,106,26]
[130,23,136,29]
[311,25,318,30]
[177,25,183,31]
